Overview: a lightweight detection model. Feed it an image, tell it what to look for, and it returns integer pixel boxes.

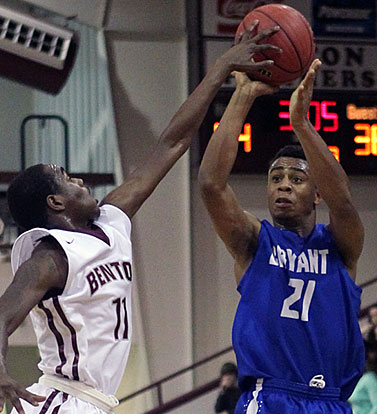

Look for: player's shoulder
[32,235,65,254]
[95,203,131,233]
[11,227,65,275]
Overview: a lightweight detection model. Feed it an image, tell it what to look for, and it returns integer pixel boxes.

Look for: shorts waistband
[253,378,341,401]
[39,374,119,413]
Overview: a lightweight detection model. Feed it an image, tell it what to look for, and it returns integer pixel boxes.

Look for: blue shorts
[235,379,351,414]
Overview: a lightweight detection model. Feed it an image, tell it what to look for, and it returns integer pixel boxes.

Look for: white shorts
[10,383,108,414]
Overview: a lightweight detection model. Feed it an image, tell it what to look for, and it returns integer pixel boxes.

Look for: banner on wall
[200,0,377,91]
[204,39,377,91]
[312,0,376,40]
[202,0,286,36]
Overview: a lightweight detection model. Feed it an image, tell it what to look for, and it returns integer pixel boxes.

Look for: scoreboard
[196,0,377,175]
[199,90,377,175]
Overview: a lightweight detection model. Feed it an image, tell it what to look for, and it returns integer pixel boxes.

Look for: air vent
[0,5,74,69]
[0,5,79,94]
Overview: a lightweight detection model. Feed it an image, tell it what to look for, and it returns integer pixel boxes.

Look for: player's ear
[46,194,65,211]
[314,189,322,206]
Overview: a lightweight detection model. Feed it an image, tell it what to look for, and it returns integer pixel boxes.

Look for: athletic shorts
[10,383,109,414]
[235,379,352,414]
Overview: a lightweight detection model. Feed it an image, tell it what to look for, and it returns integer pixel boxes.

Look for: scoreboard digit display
[199,91,377,175]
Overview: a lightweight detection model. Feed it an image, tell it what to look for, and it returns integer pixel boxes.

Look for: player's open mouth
[275,197,292,206]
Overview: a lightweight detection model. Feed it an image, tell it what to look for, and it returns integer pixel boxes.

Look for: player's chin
[271,208,295,221]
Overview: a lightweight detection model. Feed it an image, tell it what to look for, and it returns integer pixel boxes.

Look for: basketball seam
[253,9,309,74]
[297,14,315,69]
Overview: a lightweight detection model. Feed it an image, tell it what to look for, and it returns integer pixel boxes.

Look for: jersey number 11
[113,297,129,340]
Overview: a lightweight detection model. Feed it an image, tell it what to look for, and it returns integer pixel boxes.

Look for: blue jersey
[232,220,364,401]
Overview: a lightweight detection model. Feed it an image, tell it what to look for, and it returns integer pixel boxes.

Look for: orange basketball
[235,4,315,86]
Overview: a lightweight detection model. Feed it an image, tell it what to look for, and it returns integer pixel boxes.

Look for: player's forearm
[199,86,255,189]
[292,119,353,211]
[0,322,11,374]
[158,58,231,151]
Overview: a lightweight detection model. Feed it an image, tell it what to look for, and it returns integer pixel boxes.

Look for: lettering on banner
[316,44,376,89]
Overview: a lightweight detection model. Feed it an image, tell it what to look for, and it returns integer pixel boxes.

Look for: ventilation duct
[0,4,79,94]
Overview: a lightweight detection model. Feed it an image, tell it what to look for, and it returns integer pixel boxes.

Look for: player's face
[267,157,320,225]
[369,307,377,326]
[45,164,100,224]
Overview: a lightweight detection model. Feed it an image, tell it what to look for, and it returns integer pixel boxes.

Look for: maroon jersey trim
[37,302,69,378]
[77,224,110,246]
[51,392,69,414]
[38,390,59,414]
[53,297,80,381]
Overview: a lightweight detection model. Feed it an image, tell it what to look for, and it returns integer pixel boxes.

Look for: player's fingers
[242,20,259,40]
[20,389,45,405]
[245,59,274,68]
[304,67,318,85]
[10,396,25,414]
[253,25,280,42]
[233,71,251,85]
[252,43,282,54]
[303,59,321,84]
[296,84,305,97]
[33,394,46,403]
[269,85,280,94]
[236,20,259,45]
[311,58,322,70]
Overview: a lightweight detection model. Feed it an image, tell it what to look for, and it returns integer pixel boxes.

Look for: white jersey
[11,204,133,395]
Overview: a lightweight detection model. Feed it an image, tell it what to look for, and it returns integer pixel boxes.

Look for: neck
[272,213,316,237]
[47,215,93,231]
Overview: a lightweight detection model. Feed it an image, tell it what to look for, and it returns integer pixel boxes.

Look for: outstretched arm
[199,72,278,283]
[0,238,67,413]
[101,23,281,218]
[290,59,364,279]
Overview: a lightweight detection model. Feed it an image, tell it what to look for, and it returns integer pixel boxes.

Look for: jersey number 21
[280,278,316,322]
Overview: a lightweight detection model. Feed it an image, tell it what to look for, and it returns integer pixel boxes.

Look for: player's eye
[292,176,303,183]
[271,175,281,182]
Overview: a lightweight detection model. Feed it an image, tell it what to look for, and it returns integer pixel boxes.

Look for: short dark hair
[269,144,306,168]
[220,362,238,377]
[7,164,60,231]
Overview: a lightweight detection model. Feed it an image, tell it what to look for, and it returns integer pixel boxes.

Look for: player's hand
[218,21,282,76]
[233,71,279,97]
[0,370,45,414]
[289,59,322,128]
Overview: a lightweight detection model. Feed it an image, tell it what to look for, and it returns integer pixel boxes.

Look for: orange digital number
[213,122,252,152]
[354,123,377,156]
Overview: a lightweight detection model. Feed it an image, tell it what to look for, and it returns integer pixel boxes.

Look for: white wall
[0,78,33,171]
[104,0,194,408]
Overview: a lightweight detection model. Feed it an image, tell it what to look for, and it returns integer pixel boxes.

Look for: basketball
[235,4,315,86]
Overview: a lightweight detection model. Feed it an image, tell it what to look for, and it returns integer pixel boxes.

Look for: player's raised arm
[199,72,278,283]
[101,24,281,219]
[0,238,67,413]
[289,59,364,279]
